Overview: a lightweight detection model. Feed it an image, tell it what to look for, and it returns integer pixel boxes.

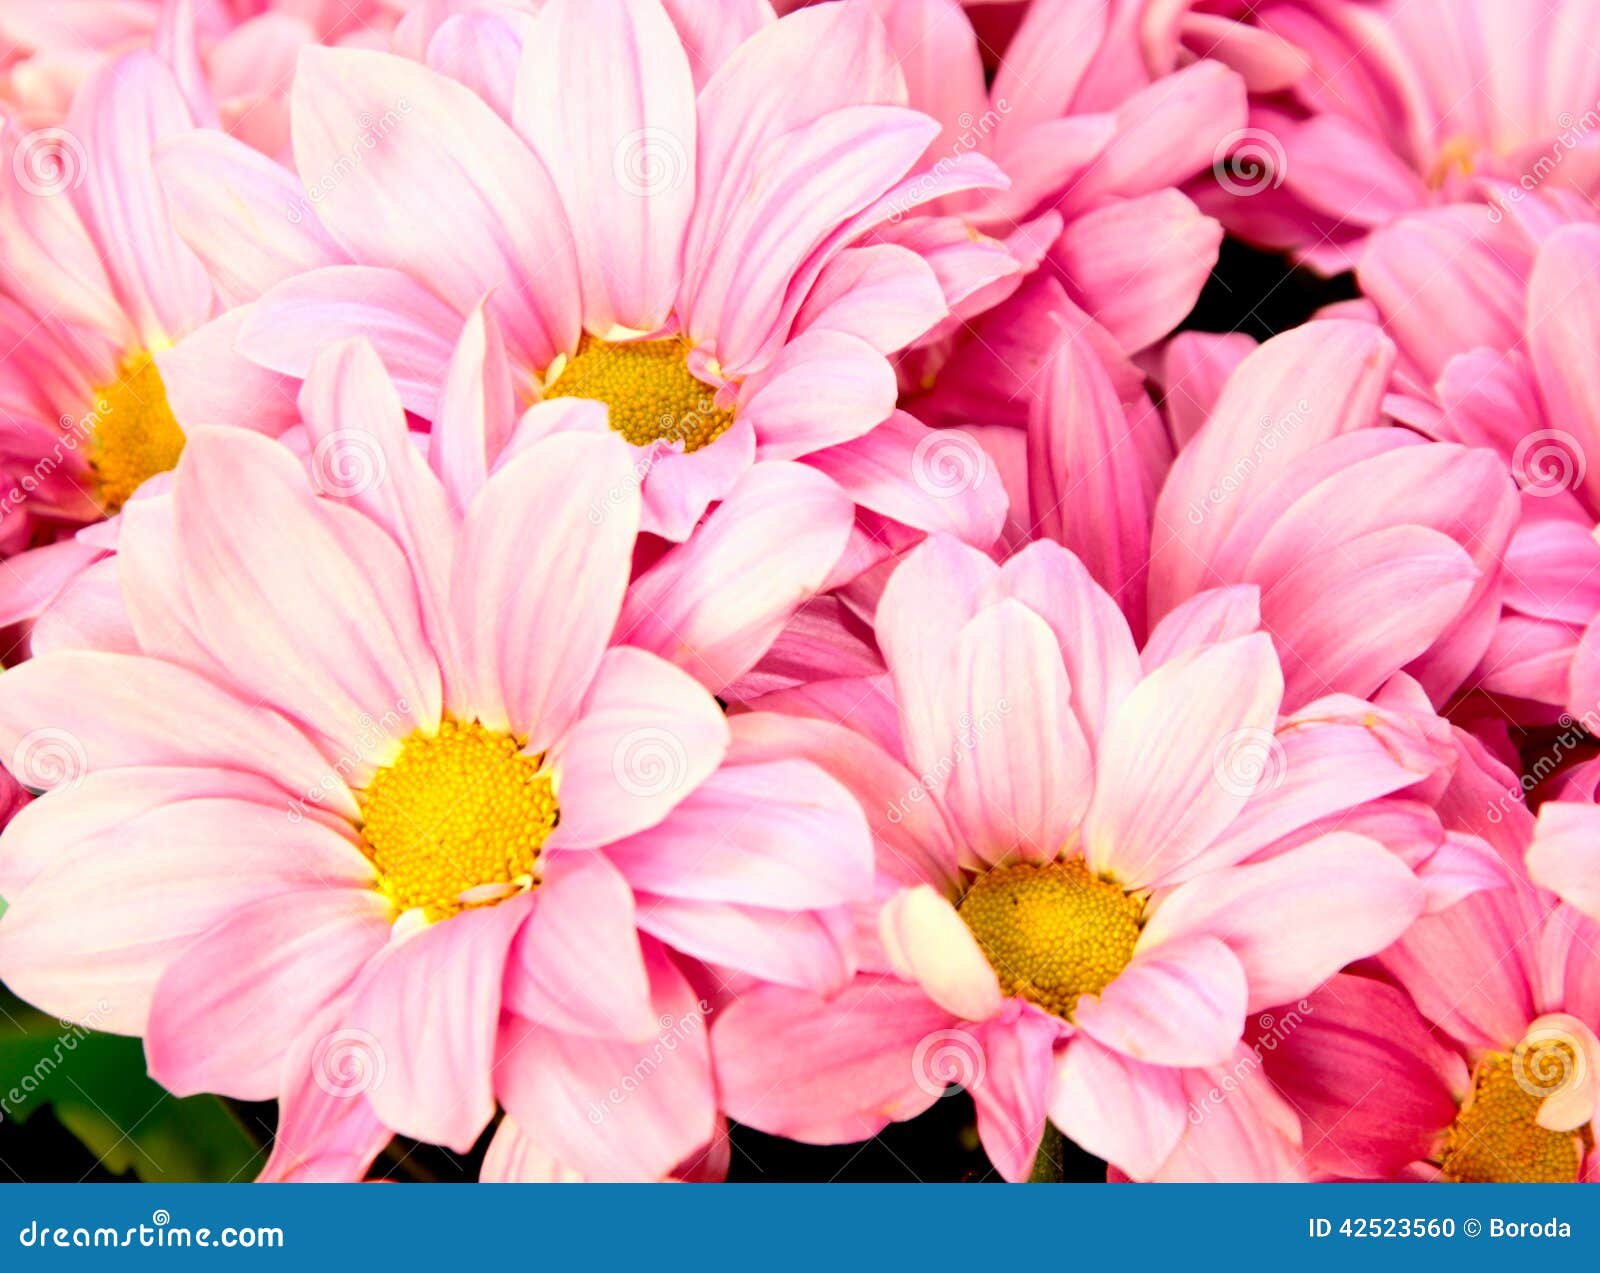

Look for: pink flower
[1354,204,1600,721]
[158,0,1008,557]
[1146,319,1518,711]
[0,1,403,144]
[713,533,1445,1181]
[1266,732,1600,1182]
[1164,0,1600,272]
[0,336,876,1181]
[0,50,299,639]
[879,0,1247,425]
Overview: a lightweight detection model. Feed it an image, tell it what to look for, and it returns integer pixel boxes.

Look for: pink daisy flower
[1353,205,1600,721]
[1266,731,1600,1182]
[871,0,1248,426]
[1163,0,1600,272]
[0,49,303,639]
[713,532,1449,1181]
[157,0,1009,554]
[0,0,404,142]
[0,335,875,1182]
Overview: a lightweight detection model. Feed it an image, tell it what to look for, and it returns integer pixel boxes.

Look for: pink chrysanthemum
[712,533,1458,1181]
[1267,732,1599,1183]
[157,0,1010,555]
[0,336,876,1182]
[1162,0,1600,272]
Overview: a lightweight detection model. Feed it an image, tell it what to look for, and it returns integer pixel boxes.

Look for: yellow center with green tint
[357,717,558,921]
[544,334,734,452]
[1438,1040,1590,1183]
[87,352,185,512]
[957,859,1143,1019]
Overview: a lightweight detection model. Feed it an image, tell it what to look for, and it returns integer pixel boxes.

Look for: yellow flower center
[87,352,185,513]
[544,334,734,452]
[1438,1040,1591,1183]
[356,717,559,922]
[957,859,1143,1020]
[1427,135,1479,189]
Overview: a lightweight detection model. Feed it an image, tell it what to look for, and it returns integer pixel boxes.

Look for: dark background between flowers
[0,242,1376,1185]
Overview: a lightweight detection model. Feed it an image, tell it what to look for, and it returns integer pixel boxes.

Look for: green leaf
[0,990,263,1182]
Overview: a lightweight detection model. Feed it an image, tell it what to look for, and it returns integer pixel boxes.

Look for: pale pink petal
[175,429,440,769]
[0,651,349,815]
[238,266,466,418]
[503,851,655,1042]
[1073,935,1247,1068]
[1529,801,1600,922]
[154,309,301,435]
[146,888,391,1099]
[880,884,1002,1022]
[258,1003,391,1182]
[1051,190,1222,353]
[713,975,955,1144]
[66,51,212,344]
[347,896,530,1152]
[1140,585,1261,671]
[497,941,715,1180]
[292,48,578,372]
[0,798,372,1032]
[607,757,871,910]
[430,305,516,515]
[451,432,639,747]
[1141,833,1424,1011]
[740,329,898,461]
[617,461,853,693]
[969,1007,1059,1182]
[547,646,729,850]
[1083,634,1283,888]
[516,0,695,333]
[1051,1035,1186,1180]
[155,128,345,306]
[1528,224,1600,515]
[480,1116,581,1182]
[941,600,1092,866]
[793,244,948,354]
[636,895,854,993]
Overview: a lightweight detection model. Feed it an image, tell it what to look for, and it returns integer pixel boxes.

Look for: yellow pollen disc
[957,859,1143,1020]
[87,352,185,513]
[356,716,559,922]
[1427,135,1478,189]
[1438,1041,1591,1183]
[544,333,734,452]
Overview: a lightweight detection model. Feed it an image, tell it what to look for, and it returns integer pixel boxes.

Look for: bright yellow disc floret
[544,334,734,452]
[957,858,1143,1020]
[357,717,559,921]
[1438,1041,1590,1183]
[87,352,185,513]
